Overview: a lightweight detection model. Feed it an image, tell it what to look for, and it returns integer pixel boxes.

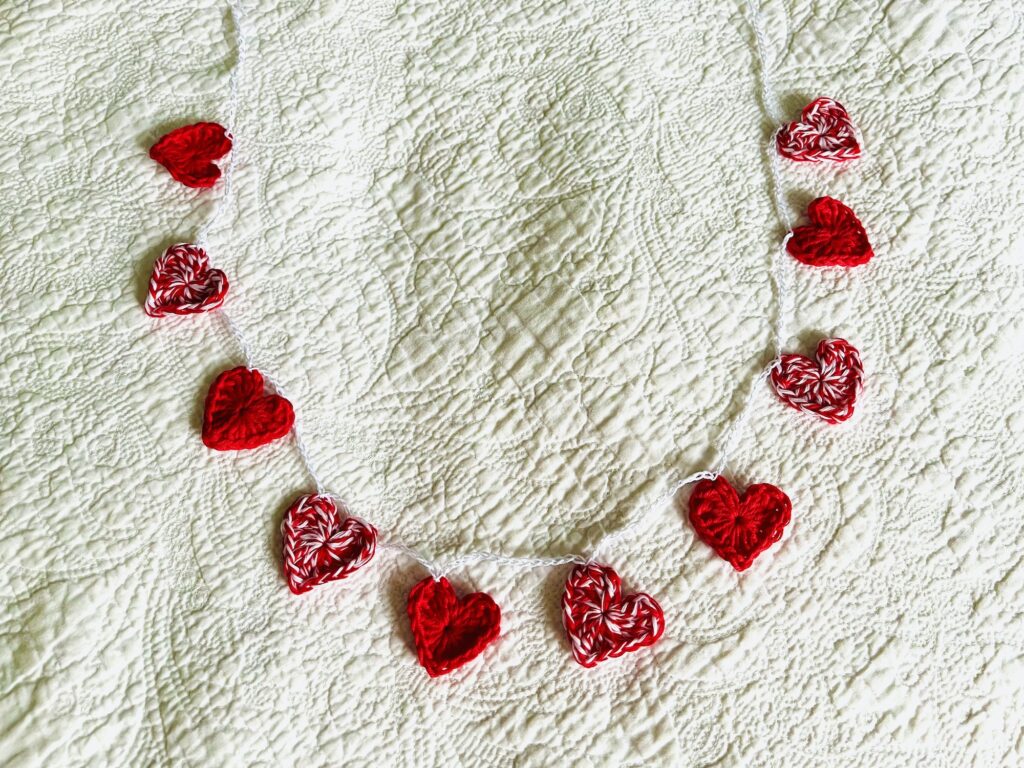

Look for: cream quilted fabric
[2,0,1024,765]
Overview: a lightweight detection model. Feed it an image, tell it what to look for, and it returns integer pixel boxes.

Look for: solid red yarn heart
[787,197,873,267]
[282,494,376,594]
[561,562,664,668]
[201,367,295,450]
[770,338,863,424]
[688,476,791,571]
[149,122,232,188]
[776,97,860,163]
[144,243,229,317]
[407,577,501,677]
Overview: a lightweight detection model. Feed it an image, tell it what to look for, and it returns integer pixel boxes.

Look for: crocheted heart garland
[282,494,377,594]
[770,338,863,424]
[776,97,860,163]
[407,577,501,677]
[137,2,874,678]
[561,562,664,668]
[688,476,791,571]
[202,366,295,450]
[144,243,229,317]
[150,122,232,188]
[787,197,873,267]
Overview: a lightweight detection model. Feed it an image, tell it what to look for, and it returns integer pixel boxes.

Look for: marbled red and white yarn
[282,494,377,594]
[776,97,861,163]
[770,339,863,424]
[561,562,664,668]
[145,243,229,317]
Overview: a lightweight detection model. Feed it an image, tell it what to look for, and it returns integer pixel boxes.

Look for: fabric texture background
[2,0,1023,765]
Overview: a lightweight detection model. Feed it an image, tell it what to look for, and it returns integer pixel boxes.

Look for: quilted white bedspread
[3,0,1024,765]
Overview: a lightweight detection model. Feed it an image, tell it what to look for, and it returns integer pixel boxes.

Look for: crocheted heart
[787,197,873,267]
[407,577,501,677]
[282,494,376,594]
[149,122,232,188]
[561,562,664,668]
[776,97,860,163]
[144,243,229,317]
[770,338,863,424]
[201,367,294,451]
[688,476,791,571]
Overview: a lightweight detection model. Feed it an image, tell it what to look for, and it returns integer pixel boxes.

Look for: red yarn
[688,476,791,571]
[201,367,295,450]
[787,197,873,267]
[144,243,229,317]
[149,122,232,188]
[776,97,860,163]
[561,562,664,668]
[771,338,863,424]
[282,494,376,595]
[407,577,501,677]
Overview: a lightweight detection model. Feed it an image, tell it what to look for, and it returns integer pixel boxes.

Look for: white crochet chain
[196,0,794,580]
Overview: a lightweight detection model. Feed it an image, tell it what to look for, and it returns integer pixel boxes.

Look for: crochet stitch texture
[407,577,501,677]
[775,97,861,163]
[144,243,229,317]
[561,562,665,668]
[282,494,377,594]
[770,338,863,424]
[786,197,873,267]
[688,476,792,571]
[149,122,232,188]
[201,367,295,450]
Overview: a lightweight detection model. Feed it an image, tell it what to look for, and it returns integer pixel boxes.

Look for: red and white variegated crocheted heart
[776,97,861,163]
[282,494,377,594]
[149,122,232,188]
[770,338,863,424]
[561,562,664,668]
[144,243,229,317]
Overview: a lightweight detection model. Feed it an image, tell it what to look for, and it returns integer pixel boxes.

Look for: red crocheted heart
[688,476,791,571]
[776,97,860,163]
[407,577,501,677]
[144,243,229,317]
[282,494,376,594]
[201,367,294,451]
[561,562,664,668]
[149,122,232,188]
[787,197,873,267]
[771,338,863,424]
